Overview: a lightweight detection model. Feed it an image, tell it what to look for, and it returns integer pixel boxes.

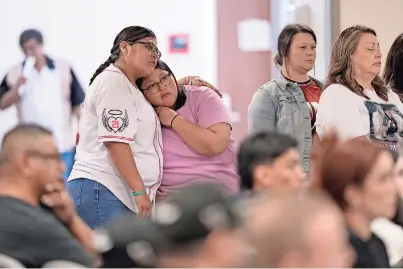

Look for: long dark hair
[89,26,156,86]
[383,33,403,101]
[136,60,187,110]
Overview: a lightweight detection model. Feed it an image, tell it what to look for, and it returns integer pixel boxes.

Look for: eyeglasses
[26,150,61,162]
[143,74,172,94]
[132,41,162,60]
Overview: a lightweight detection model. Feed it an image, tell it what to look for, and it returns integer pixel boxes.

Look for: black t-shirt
[349,230,390,268]
[0,196,93,268]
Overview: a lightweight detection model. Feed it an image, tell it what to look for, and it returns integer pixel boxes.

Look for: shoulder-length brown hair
[310,134,386,210]
[324,25,389,101]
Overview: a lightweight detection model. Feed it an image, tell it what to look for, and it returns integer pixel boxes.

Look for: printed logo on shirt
[364,101,403,151]
[101,108,129,133]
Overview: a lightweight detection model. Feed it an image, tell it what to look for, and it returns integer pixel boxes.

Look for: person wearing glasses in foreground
[136,60,239,198]
[0,124,95,267]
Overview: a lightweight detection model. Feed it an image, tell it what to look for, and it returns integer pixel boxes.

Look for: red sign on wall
[169,34,189,54]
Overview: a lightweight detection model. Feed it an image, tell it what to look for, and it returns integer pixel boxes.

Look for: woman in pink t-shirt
[136,60,239,197]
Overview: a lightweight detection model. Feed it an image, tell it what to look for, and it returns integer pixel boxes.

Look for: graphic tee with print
[70,64,163,212]
[316,84,403,151]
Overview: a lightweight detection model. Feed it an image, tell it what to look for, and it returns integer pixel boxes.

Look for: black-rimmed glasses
[132,41,162,59]
[142,74,172,94]
[26,150,62,162]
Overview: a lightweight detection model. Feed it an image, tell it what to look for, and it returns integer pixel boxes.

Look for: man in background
[0,124,94,267]
[0,29,85,179]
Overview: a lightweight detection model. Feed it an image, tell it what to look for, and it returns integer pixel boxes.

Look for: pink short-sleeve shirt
[161,86,239,195]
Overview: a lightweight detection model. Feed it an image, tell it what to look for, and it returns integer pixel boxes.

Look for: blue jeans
[61,150,75,180]
[67,178,133,229]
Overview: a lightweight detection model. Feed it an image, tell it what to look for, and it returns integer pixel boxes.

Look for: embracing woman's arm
[171,117,230,157]
[248,85,277,133]
[177,76,222,97]
[157,87,231,157]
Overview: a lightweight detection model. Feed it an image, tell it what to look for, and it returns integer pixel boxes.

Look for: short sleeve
[193,87,232,128]
[0,74,10,99]
[69,68,85,107]
[94,90,137,143]
[316,84,368,141]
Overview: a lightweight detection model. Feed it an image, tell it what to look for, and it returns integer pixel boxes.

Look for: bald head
[243,189,349,268]
[0,124,53,165]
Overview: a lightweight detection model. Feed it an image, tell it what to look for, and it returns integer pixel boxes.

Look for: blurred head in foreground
[311,134,397,221]
[243,189,354,268]
[237,131,305,191]
[0,124,65,198]
[154,183,251,268]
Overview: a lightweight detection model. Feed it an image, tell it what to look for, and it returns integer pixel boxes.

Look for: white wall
[0,0,217,141]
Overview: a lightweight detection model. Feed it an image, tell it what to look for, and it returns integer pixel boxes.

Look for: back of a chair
[42,260,88,268]
[0,254,25,268]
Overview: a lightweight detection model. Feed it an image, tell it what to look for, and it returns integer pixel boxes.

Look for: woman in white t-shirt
[316,25,403,152]
[67,26,163,229]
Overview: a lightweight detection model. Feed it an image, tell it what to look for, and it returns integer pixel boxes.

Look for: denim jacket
[247,76,324,173]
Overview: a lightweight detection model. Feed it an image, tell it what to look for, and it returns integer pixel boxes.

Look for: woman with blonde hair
[316,25,403,152]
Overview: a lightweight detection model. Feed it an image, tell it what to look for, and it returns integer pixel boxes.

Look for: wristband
[170,114,179,127]
[132,189,146,197]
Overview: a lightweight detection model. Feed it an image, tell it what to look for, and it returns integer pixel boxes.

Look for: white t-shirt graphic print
[316,84,403,151]
[69,64,163,213]
[364,101,403,151]
[96,89,136,143]
[100,108,130,139]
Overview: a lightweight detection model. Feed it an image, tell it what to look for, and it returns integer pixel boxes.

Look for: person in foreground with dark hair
[237,131,305,191]
[93,216,168,268]
[136,60,238,197]
[0,124,94,267]
[153,183,249,268]
[0,29,85,180]
[93,183,249,268]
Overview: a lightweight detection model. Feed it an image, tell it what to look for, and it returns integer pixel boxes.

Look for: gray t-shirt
[0,196,93,267]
